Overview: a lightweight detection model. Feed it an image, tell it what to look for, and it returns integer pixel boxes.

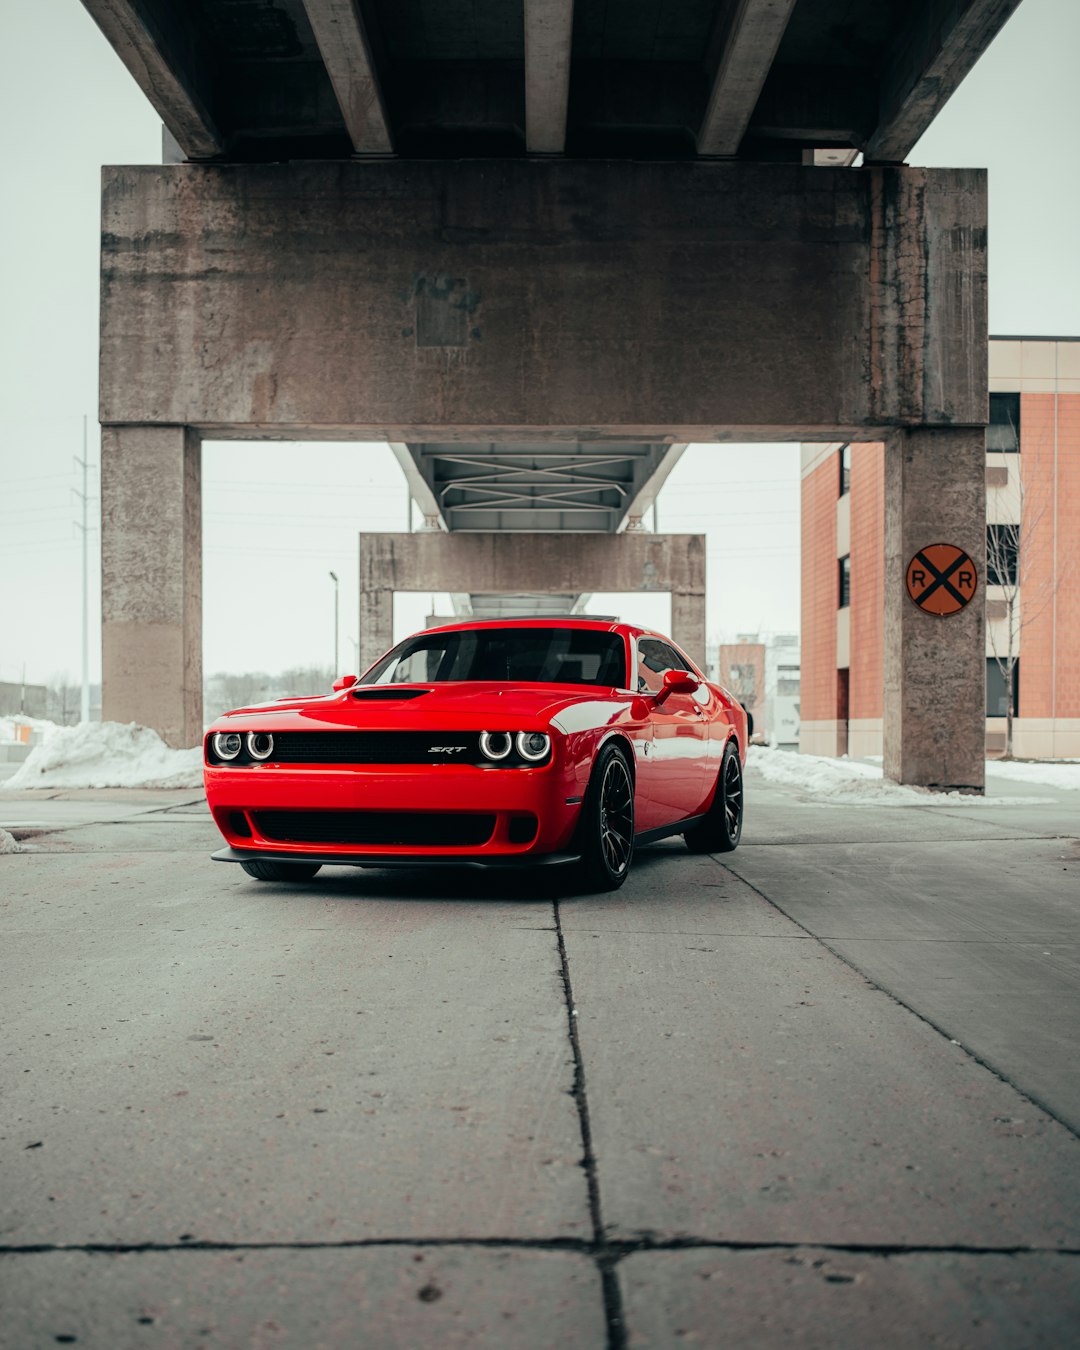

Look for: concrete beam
[883,426,986,791]
[101,425,202,747]
[866,0,1024,163]
[358,533,706,671]
[698,0,798,157]
[524,0,575,154]
[100,161,987,439]
[80,0,222,160]
[301,0,394,155]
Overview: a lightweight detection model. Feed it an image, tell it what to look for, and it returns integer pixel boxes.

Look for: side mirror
[333,674,358,691]
[656,668,700,702]
[742,703,754,737]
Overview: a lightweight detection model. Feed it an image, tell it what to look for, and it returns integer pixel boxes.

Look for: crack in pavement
[554,896,627,1350]
[3,1238,1078,1258]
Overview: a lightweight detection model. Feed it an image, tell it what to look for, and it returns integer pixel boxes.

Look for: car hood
[209,682,630,733]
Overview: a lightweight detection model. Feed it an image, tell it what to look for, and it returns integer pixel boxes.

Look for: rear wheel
[684,739,743,854]
[239,859,322,882]
[576,744,635,891]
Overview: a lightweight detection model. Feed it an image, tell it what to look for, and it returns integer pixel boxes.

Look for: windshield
[361,627,627,688]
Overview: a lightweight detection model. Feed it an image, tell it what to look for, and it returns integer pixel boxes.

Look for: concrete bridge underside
[99,158,988,791]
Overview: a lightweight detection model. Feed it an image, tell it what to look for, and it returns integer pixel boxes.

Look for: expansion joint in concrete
[4,1239,1078,1258]
[553,897,627,1350]
[718,861,1080,1145]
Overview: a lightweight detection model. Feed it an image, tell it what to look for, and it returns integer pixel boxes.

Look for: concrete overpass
[83,0,1022,791]
[389,438,686,627]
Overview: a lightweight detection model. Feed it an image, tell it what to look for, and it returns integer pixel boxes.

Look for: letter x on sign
[905,543,978,616]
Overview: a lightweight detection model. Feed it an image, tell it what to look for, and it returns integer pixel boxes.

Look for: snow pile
[2,722,202,790]
[749,746,930,804]
[0,828,20,854]
[986,759,1080,791]
[747,746,1048,807]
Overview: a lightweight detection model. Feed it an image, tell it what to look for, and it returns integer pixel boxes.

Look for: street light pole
[329,571,339,672]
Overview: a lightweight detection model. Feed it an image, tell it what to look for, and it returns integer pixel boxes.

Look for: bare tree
[204,666,335,722]
[985,463,1068,758]
[46,674,80,726]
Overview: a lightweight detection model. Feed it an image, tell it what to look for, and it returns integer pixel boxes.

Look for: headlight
[246,731,274,761]
[479,731,513,761]
[212,732,242,761]
[516,731,551,762]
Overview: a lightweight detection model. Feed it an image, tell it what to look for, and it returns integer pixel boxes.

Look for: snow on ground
[2,722,202,790]
[0,828,20,853]
[984,758,1080,791]
[748,746,1054,806]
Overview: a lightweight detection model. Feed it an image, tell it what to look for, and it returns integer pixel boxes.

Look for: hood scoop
[350,687,430,701]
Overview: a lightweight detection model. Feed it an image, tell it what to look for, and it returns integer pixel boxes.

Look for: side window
[636,639,688,693]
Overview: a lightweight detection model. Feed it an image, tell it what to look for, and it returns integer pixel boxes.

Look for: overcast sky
[2,0,1078,689]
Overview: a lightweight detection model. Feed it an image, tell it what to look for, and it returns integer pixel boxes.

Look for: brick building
[716,641,765,725]
[801,336,1080,760]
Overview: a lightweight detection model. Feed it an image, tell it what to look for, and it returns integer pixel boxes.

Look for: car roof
[421,616,634,637]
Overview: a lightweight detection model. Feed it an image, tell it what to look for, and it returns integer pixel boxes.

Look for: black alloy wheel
[578,744,635,891]
[240,859,323,882]
[685,739,743,854]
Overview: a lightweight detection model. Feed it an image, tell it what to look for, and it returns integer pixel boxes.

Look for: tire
[684,739,744,854]
[576,743,635,891]
[240,859,322,882]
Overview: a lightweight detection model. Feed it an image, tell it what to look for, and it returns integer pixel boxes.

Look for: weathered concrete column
[358,532,706,672]
[102,426,202,747]
[671,590,707,673]
[883,427,985,791]
[359,585,394,676]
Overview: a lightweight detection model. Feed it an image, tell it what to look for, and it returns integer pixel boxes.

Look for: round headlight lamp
[516,731,551,762]
[479,731,513,761]
[212,732,242,761]
[246,731,274,761]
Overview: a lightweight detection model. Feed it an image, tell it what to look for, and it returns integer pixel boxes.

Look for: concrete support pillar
[359,586,393,675]
[671,591,707,673]
[102,426,202,747]
[883,427,985,791]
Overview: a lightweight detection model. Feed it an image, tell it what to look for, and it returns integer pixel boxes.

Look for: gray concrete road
[1,770,1078,1348]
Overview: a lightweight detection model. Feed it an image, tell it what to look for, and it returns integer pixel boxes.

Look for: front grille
[254,810,497,848]
[266,732,478,764]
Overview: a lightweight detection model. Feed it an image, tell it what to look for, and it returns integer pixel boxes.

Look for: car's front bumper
[203,761,583,862]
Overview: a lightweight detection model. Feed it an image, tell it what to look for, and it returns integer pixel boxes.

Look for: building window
[838,554,851,608]
[987,658,1019,717]
[987,393,1020,453]
[987,524,1019,586]
[839,444,851,495]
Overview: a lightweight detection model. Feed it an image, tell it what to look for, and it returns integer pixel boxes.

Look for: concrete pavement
[1,769,1078,1347]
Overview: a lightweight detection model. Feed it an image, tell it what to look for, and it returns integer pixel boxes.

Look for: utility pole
[74,415,96,724]
[329,571,340,672]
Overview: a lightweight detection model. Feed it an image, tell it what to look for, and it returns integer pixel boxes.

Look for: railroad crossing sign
[906,544,977,616]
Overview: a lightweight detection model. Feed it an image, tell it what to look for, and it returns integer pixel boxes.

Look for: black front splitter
[212,846,581,871]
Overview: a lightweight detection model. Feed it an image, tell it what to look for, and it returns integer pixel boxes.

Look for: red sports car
[204,618,747,891]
